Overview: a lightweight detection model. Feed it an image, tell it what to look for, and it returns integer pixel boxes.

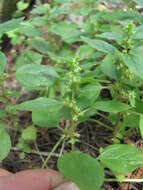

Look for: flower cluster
[122,22,135,53]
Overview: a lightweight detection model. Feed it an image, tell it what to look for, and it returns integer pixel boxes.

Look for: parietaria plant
[2,0,143,189]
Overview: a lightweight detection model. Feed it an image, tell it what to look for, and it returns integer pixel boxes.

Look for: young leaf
[22,126,37,141]
[0,52,6,75]
[0,126,11,162]
[139,115,143,138]
[0,18,24,35]
[17,1,29,11]
[58,152,104,190]
[81,36,116,54]
[16,64,59,90]
[94,100,130,113]
[99,144,143,175]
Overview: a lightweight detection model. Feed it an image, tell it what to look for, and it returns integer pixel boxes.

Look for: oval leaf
[15,97,63,112]
[15,97,64,128]
[77,84,101,109]
[81,36,116,54]
[50,22,82,43]
[124,46,143,80]
[16,64,59,90]
[58,152,104,190]
[99,144,143,174]
[0,126,11,162]
[94,100,130,113]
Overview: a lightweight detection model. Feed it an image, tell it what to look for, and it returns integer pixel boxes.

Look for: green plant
[2,0,143,189]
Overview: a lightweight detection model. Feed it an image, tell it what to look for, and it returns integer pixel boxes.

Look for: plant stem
[105,178,143,183]
[42,136,64,168]
[0,81,6,99]
[71,86,75,151]
[11,147,60,158]
[113,112,121,137]
[89,118,113,131]
[96,112,111,122]
[59,138,66,157]
[34,142,46,166]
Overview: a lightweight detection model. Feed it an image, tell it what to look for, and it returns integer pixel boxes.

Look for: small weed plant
[1,0,143,189]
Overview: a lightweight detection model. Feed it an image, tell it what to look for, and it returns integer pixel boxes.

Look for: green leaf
[17,1,29,11]
[135,100,143,114]
[76,45,95,61]
[32,106,71,128]
[19,22,42,37]
[16,64,59,90]
[28,37,50,54]
[98,32,122,44]
[31,4,50,15]
[0,18,24,35]
[32,110,61,128]
[15,97,64,128]
[94,100,130,113]
[58,152,104,190]
[81,36,116,54]
[0,126,11,162]
[100,54,118,80]
[124,46,143,79]
[15,97,63,112]
[139,115,143,138]
[99,144,143,175]
[0,52,6,75]
[124,114,139,128]
[15,50,43,69]
[50,22,82,43]
[0,109,7,120]
[101,10,141,22]
[77,84,101,109]
[134,25,143,40]
[22,126,37,141]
